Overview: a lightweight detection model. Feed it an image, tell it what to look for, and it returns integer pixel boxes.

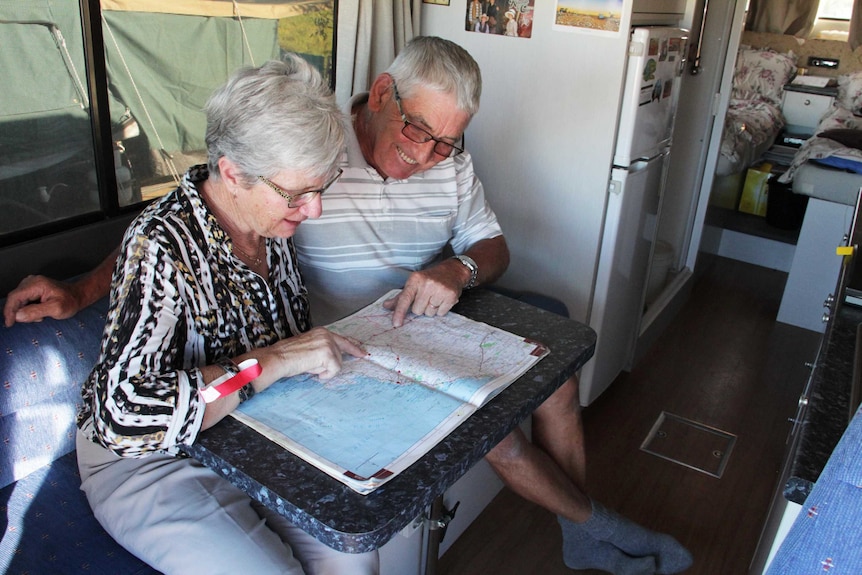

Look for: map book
[231,290,549,494]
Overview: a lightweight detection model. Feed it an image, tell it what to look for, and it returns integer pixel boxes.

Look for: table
[183,289,596,554]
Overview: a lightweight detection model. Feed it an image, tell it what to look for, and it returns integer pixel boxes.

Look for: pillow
[837,71,862,112]
[733,48,797,105]
[817,105,862,132]
[818,129,862,150]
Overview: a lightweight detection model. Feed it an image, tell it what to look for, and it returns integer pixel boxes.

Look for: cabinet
[777,197,854,332]
[780,84,837,136]
[631,0,685,24]
[748,339,817,574]
[752,198,862,572]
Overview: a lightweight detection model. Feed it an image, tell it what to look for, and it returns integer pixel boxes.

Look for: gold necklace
[233,237,264,267]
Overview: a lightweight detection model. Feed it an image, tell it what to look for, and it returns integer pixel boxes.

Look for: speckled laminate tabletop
[183,289,596,553]
[784,289,862,505]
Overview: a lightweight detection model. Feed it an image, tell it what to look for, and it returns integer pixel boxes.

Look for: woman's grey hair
[205,55,345,184]
[386,36,482,117]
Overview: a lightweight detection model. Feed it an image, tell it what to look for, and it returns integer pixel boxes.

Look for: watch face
[454,255,478,288]
[459,255,476,270]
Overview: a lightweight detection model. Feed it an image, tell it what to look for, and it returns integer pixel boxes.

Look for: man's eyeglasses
[392,81,464,158]
[257,169,343,208]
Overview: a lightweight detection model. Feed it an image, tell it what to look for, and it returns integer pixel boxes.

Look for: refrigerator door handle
[629,151,670,173]
[630,160,652,172]
[691,0,709,75]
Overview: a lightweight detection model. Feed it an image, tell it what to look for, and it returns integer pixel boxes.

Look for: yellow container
[739,163,772,217]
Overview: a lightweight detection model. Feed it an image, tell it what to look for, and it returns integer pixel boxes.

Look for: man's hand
[3,247,118,328]
[383,259,469,327]
[3,275,83,327]
[382,236,509,327]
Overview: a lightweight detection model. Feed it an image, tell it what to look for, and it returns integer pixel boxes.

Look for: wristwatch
[452,254,479,289]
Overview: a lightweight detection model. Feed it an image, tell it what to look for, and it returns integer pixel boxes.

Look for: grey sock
[558,516,657,575]
[580,500,693,574]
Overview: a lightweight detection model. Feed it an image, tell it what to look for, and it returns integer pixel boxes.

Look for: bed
[716,47,797,178]
[774,74,862,332]
[779,72,862,207]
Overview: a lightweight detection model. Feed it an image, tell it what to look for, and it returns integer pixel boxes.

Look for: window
[0,0,335,247]
[812,0,854,40]
[0,3,100,240]
[818,0,854,20]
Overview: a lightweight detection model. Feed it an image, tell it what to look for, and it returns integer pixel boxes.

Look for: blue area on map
[237,365,485,479]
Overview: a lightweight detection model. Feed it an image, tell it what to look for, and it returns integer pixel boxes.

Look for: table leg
[423,496,443,575]
[424,495,461,575]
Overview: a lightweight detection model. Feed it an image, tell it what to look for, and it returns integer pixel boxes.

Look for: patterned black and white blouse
[78,165,310,458]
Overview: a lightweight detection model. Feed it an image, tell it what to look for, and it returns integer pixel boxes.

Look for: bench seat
[0,297,159,574]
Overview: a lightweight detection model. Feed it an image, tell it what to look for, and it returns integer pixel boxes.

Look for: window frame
[0,1,123,249]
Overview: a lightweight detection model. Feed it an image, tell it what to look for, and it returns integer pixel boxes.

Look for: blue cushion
[813,155,862,174]
[0,450,160,574]
[487,286,570,318]
[0,298,108,488]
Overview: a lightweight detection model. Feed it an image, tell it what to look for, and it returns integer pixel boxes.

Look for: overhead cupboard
[631,0,686,24]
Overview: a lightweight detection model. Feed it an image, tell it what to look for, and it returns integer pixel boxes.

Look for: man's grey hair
[386,36,482,117]
[205,54,345,184]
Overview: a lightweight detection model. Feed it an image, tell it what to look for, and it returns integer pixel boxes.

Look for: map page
[232,290,549,494]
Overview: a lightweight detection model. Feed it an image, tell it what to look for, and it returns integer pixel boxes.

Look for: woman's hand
[200,328,366,430]
[252,327,367,389]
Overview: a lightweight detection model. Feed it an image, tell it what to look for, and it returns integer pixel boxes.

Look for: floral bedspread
[719,90,785,175]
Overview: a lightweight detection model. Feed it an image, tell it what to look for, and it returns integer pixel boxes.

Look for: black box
[766,180,808,230]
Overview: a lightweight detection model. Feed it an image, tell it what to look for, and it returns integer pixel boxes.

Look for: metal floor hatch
[640,411,737,478]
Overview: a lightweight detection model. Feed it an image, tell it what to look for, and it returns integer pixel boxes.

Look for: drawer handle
[804,98,812,106]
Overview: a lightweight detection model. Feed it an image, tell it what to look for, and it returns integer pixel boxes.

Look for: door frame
[635,0,748,360]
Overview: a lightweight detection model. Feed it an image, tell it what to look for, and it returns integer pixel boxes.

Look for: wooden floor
[438,255,822,575]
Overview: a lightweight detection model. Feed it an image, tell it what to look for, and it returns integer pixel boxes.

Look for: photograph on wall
[554,0,623,34]
[466,0,534,38]
[423,0,450,5]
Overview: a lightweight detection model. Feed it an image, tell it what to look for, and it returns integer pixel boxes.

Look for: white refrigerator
[579,26,689,405]
[422,6,693,408]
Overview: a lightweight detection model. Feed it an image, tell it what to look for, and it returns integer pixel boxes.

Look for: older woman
[75,57,378,575]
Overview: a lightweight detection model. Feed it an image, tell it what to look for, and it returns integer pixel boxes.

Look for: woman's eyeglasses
[258,169,343,208]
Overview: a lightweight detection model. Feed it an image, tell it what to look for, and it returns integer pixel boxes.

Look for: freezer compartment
[614,26,688,167]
